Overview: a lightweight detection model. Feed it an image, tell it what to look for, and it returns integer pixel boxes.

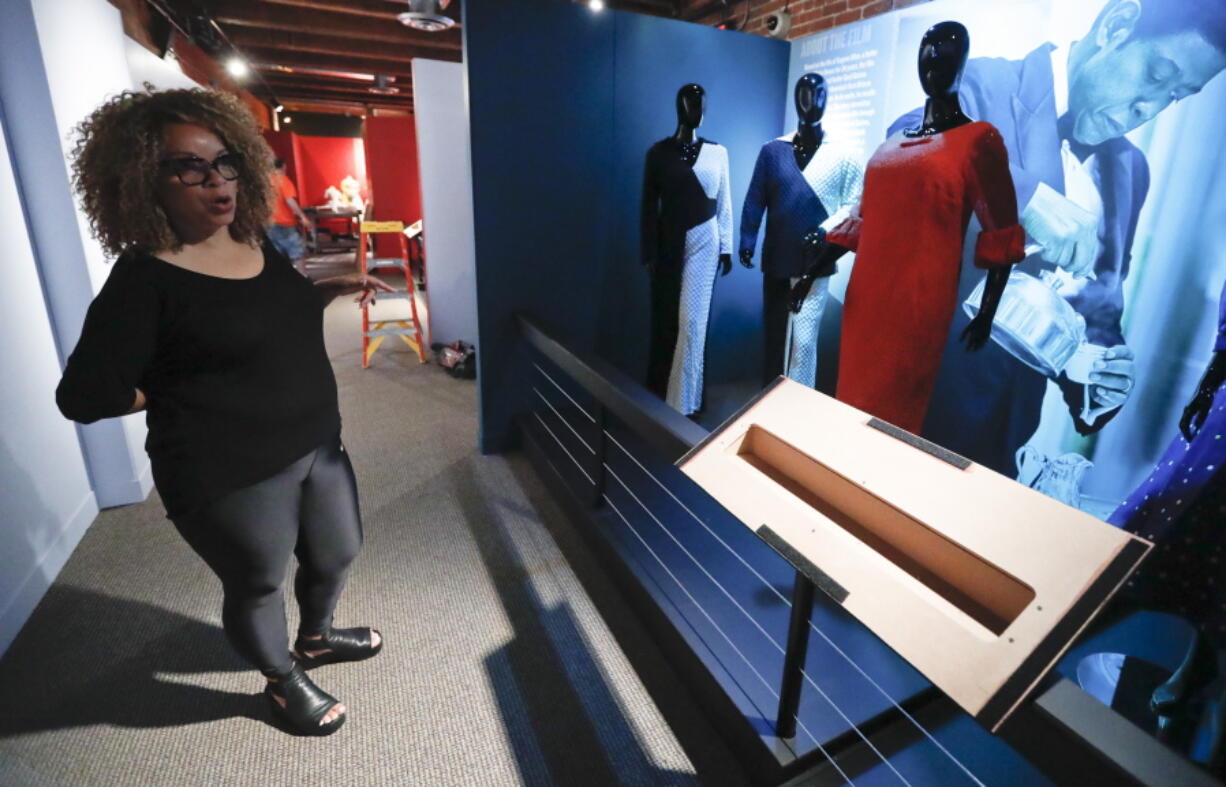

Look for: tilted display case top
[678,377,1150,731]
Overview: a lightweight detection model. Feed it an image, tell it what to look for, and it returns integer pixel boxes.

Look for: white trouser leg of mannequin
[667,217,720,415]
[786,274,830,389]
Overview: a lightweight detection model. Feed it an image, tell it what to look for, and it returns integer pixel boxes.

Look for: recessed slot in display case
[733,424,1035,636]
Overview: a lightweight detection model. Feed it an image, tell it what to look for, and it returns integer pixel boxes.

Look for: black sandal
[263,661,346,736]
[293,626,383,669]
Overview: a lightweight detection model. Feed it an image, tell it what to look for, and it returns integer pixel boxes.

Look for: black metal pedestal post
[776,571,816,740]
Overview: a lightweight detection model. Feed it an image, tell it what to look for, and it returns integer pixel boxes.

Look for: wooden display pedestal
[678,378,1150,731]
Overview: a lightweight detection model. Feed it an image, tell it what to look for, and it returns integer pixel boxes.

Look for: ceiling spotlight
[226,58,249,78]
[274,104,284,113]
[282,115,292,124]
[590,0,605,9]
[369,75,401,95]
[398,0,457,32]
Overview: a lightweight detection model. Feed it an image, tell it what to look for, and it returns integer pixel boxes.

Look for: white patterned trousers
[667,217,720,415]
[785,275,830,389]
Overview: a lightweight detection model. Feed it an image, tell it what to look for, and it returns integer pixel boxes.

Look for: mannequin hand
[738,249,755,269]
[719,254,733,277]
[127,387,147,414]
[959,312,994,351]
[801,229,836,277]
[1181,390,1214,442]
[789,277,814,313]
[1087,344,1135,410]
[1021,183,1101,279]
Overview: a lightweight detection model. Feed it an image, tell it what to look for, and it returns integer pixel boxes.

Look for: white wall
[0,0,181,658]
[0,116,99,655]
[125,37,200,92]
[32,0,156,485]
[413,59,479,347]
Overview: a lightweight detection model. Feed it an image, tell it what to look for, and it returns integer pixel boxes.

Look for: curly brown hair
[70,87,274,256]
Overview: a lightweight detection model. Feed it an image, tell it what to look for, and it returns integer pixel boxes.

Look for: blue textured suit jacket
[739,140,829,278]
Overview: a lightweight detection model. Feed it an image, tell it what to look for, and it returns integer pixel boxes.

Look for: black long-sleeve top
[56,240,340,517]
[641,137,731,271]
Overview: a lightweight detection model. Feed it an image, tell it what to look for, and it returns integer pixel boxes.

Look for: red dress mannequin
[828,121,1024,432]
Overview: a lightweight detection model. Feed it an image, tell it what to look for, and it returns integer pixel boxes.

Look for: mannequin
[790,21,1024,432]
[1107,285,1226,774]
[791,72,825,170]
[641,83,733,415]
[740,73,861,387]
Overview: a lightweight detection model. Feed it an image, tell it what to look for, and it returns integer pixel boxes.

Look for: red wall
[262,129,299,188]
[292,135,367,208]
[364,116,423,256]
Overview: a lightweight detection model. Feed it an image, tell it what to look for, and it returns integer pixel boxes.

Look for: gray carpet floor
[0,267,747,787]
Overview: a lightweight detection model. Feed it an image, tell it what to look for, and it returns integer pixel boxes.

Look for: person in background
[57,88,394,736]
[887,0,1226,476]
[268,158,312,276]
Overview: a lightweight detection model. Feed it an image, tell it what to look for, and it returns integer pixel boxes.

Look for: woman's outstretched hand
[316,272,396,307]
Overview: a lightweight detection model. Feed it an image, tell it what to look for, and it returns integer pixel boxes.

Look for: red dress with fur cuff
[826,120,1024,433]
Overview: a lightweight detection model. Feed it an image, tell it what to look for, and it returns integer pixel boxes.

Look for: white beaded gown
[666,142,733,415]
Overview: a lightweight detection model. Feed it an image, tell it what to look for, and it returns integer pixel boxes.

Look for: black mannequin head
[794,73,827,125]
[916,21,970,100]
[675,83,705,129]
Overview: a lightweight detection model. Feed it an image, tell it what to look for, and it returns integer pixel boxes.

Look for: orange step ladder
[356,220,427,368]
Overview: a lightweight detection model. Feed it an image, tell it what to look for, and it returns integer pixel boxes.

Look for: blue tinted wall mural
[785,0,1226,520]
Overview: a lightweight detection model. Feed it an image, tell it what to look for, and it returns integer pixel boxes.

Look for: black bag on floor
[434,340,476,379]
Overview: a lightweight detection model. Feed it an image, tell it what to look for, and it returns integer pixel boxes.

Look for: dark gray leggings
[170,433,362,675]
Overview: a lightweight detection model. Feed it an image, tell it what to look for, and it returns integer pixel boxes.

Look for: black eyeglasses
[158,152,244,186]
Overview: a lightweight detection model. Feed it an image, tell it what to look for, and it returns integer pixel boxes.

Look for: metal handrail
[517,314,706,462]
[515,312,1221,787]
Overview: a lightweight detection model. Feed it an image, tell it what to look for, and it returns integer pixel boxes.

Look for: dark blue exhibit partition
[466,0,788,452]
[599,14,790,390]
[465,0,617,452]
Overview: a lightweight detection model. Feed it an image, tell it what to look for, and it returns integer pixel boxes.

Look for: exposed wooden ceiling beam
[681,0,725,21]
[206,0,460,48]
[258,0,431,22]
[276,88,412,105]
[280,97,409,115]
[243,46,417,77]
[612,0,679,14]
[226,27,444,63]
[262,80,413,103]
[276,95,413,113]
[257,68,410,91]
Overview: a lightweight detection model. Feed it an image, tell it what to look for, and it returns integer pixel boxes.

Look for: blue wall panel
[467,0,788,451]
[466,0,617,451]
[600,14,790,390]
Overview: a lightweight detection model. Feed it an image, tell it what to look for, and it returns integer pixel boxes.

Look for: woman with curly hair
[56,88,391,736]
